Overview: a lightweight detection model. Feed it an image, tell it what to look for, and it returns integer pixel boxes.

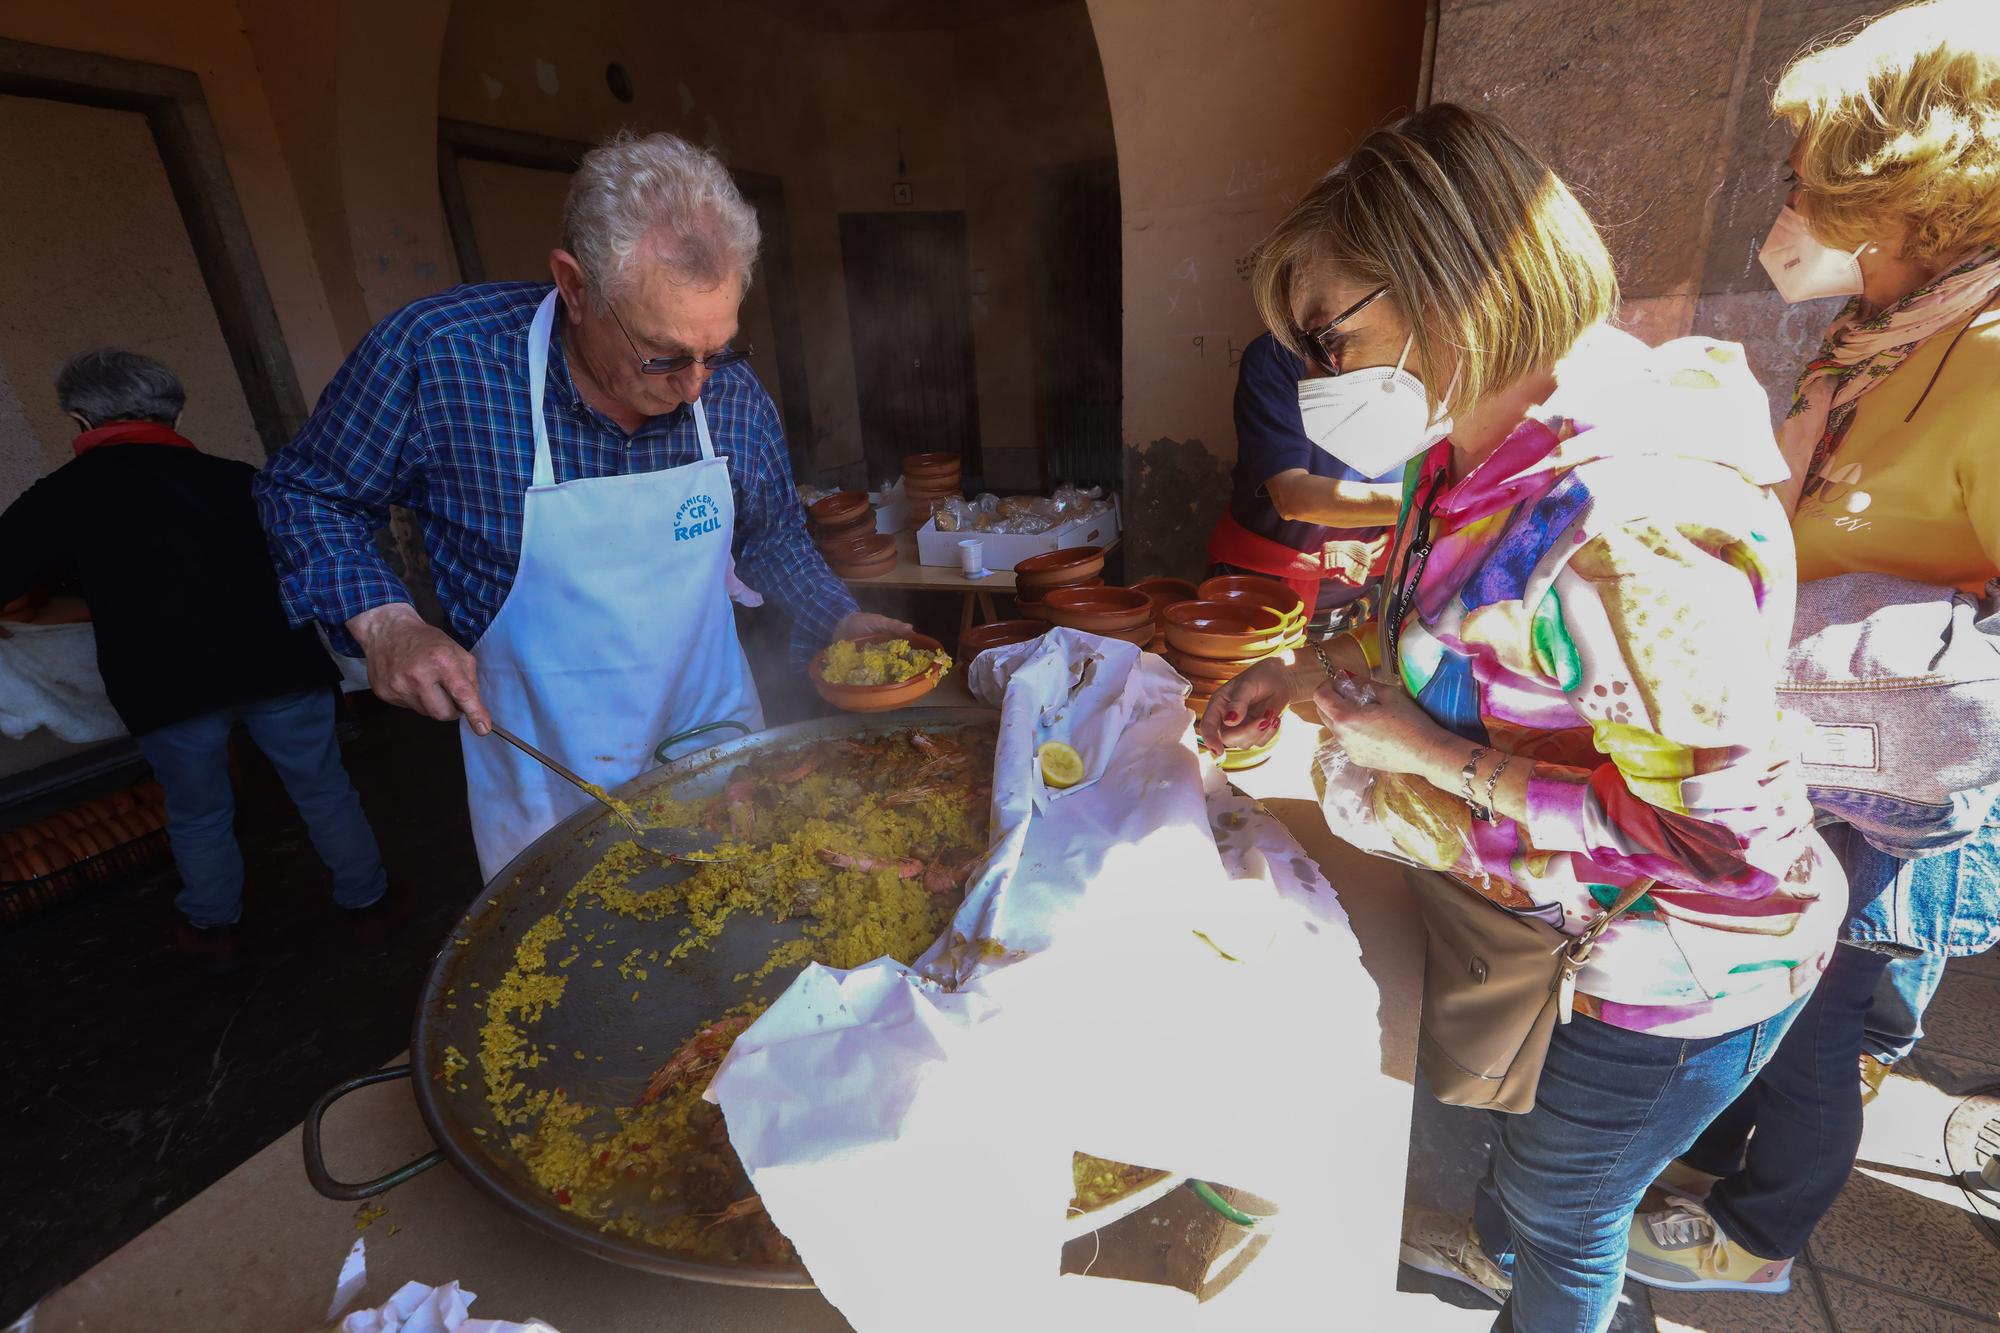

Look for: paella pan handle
[302,1065,445,1201]
[652,719,753,765]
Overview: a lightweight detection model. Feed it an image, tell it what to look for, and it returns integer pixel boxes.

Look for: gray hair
[55,348,186,427]
[562,131,761,310]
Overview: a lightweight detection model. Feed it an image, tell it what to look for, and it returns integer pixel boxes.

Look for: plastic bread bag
[1310,673,1449,871]
[934,498,977,533]
[992,513,1056,535]
[1048,484,1102,515]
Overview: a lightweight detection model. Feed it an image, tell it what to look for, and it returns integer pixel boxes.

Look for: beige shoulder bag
[1406,866,1649,1115]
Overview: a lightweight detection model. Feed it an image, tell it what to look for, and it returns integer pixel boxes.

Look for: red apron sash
[1207,509,1384,606]
[1207,510,1332,606]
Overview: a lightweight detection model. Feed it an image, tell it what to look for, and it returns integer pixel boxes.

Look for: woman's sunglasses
[1297,285,1388,374]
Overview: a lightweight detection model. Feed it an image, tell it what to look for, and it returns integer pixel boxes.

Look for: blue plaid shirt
[254,282,856,663]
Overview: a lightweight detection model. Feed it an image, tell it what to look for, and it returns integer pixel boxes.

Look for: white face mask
[1758,205,1867,304]
[1295,334,1453,478]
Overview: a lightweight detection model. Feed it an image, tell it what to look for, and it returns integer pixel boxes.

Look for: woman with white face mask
[1623,0,2000,1299]
[1200,103,1843,1333]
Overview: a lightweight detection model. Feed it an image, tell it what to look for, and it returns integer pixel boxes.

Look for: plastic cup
[957,539,986,578]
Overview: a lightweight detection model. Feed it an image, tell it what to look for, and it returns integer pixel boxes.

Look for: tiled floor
[1402,955,2000,1332]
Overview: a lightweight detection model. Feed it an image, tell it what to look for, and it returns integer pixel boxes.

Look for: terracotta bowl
[821,532,895,564]
[1166,649,1258,684]
[816,532,876,561]
[1041,586,1156,634]
[1099,623,1157,647]
[902,451,963,480]
[1198,575,1306,630]
[831,553,898,580]
[810,490,872,529]
[1130,576,1199,613]
[813,511,875,541]
[812,632,949,712]
[1161,600,1290,659]
[1015,575,1098,609]
[959,619,1046,658]
[1014,546,1106,588]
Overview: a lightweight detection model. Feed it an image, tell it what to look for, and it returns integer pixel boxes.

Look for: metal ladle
[484,722,738,864]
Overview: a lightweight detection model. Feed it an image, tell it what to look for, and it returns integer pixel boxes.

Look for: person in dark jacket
[1204,333,1403,634]
[0,350,387,968]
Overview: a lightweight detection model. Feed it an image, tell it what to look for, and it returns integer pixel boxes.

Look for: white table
[32,711,1487,1332]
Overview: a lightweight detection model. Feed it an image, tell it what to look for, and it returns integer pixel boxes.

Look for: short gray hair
[562,131,761,310]
[55,349,186,427]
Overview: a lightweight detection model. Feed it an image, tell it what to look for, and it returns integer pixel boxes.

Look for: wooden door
[1034,158,1122,491]
[837,211,981,486]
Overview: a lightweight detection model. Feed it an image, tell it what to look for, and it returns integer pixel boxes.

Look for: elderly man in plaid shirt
[256,132,905,881]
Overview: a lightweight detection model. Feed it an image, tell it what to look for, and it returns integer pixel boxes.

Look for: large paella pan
[303,706,1173,1287]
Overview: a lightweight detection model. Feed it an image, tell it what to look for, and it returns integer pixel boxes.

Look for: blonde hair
[1252,103,1617,420]
[1775,0,2000,264]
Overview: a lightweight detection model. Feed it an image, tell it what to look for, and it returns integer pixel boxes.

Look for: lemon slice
[1038,740,1085,790]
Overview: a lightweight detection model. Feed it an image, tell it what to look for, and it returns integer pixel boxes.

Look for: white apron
[460,291,763,882]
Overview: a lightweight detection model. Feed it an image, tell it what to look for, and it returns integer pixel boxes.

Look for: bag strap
[1563,881,1650,966]
[1551,881,1651,1022]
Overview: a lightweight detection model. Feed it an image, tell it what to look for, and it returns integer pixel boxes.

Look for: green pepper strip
[1185,1179,1261,1227]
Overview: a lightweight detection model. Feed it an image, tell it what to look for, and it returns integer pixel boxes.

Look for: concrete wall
[438,0,1114,491]
[0,95,263,503]
[1432,0,1888,420]
[1088,0,1429,580]
[0,0,354,401]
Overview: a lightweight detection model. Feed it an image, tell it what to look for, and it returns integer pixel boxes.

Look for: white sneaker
[1400,1207,1512,1304]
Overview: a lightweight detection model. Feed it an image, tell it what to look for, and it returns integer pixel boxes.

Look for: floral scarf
[1776,247,2000,513]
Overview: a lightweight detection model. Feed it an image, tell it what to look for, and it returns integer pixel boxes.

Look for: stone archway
[1085,0,1428,578]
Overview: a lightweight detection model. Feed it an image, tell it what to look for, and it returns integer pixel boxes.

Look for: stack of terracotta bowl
[902,452,963,530]
[1197,576,1309,653]
[1130,576,1197,655]
[959,618,1046,663]
[809,490,896,578]
[1041,586,1156,646]
[1162,599,1292,718]
[1012,546,1104,620]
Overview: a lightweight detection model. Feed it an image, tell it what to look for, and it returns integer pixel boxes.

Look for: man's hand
[347,602,491,733]
[832,611,914,642]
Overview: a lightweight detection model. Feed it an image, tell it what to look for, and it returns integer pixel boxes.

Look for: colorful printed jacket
[1358,327,1845,1038]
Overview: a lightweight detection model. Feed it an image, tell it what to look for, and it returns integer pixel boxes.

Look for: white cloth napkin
[337,1279,557,1333]
[707,629,1379,1332]
[0,622,124,743]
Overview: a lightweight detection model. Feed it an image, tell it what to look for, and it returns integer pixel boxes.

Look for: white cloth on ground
[707,628,1380,1332]
[0,621,125,743]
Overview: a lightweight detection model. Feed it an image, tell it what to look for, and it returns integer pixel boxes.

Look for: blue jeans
[1473,996,1809,1333]
[1864,950,1949,1064]
[1680,941,1889,1259]
[1840,817,2000,957]
[1831,818,1999,1062]
[135,688,386,928]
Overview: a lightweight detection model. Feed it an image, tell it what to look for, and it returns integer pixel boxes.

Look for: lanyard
[1382,466,1448,676]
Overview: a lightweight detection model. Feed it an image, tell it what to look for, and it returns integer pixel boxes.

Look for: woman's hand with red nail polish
[1197,659,1293,755]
